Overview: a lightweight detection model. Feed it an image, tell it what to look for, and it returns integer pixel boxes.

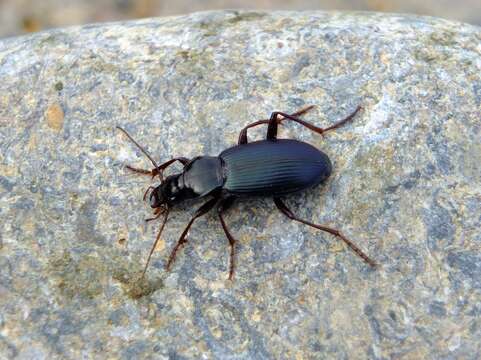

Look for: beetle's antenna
[116,126,159,169]
[141,207,170,279]
[143,186,155,201]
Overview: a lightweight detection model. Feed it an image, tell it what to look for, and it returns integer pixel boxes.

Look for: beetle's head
[148,186,164,208]
[147,174,184,209]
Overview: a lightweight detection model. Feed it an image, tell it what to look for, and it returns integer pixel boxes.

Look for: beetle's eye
[149,192,157,208]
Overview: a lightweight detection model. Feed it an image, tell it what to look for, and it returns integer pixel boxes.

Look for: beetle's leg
[273,197,377,268]
[217,196,237,280]
[158,157,190,169]
[118,126,190,179]
[238,105,315,144]
[238,120,268,145]
[321,105,362,133]
[145,206,165,222]
[266,106,362,141]
[125,165,152,175]
[166,196,219,272]
[124,157,190,180]
[154,157,190,180]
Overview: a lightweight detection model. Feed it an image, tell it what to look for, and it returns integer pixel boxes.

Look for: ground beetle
[117,105,377,280]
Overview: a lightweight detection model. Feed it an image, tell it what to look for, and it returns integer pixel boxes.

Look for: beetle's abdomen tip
[321,152,333,180]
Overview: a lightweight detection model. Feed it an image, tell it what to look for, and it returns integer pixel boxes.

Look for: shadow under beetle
[117,105,377,280]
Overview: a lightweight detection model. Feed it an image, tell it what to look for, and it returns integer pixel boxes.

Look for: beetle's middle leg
[273,197,377,268]
[266,106,361,141]
[166,196,219,272]
[238,105,315,144]
[217,196,237,280]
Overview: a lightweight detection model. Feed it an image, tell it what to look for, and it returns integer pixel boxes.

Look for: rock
[0,10,480,359]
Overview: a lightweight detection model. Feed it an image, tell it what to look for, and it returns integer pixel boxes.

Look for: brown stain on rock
[112,268,163,299]
[45,102,64,131]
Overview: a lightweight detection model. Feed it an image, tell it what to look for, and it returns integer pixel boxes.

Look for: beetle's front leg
[154,157,190,180]
[124,157,190,180]
[125,165,154,176]
[124,164,163,180]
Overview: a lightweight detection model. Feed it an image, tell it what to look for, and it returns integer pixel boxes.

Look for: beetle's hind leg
[273,197,377,268]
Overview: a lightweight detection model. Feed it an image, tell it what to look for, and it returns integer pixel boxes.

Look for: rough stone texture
[0,10,480,359]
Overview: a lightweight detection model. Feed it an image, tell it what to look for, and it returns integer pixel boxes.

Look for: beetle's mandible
[117,105,377,280]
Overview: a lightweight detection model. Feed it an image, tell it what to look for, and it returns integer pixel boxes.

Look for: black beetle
[117,105,376,280]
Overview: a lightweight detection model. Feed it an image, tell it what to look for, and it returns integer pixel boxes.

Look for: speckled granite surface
[0,10,480,359]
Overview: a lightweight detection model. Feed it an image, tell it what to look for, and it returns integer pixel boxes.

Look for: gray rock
[1,10,480,359]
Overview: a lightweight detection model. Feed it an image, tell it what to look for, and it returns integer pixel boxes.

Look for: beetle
[117,105,377,280]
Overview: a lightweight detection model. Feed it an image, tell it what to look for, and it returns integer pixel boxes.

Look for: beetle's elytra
[117,105,377,280]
